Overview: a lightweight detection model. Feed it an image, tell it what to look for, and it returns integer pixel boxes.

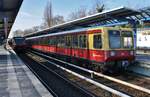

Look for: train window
[109,30,121,49]
[53,37,55,45]
[32,39,34,45]
[79,35,87,48]
[46,38,48,45]
[54,37,56,45]
[66,36,71,47]
[43,38,46,45]
[64,36,67,47]
[121,31,133,36]
[83,35,87,48]
[79,36,82,47]
[49,37,52,45]
[34,39,36,45]
[44,38,46,45]
[41,38,44,45]
[39,39,41,44]
[57,36,64,47]
[123,37,133,48]
[57,37,61,47]
[55,37,57,45]
[52,37,54,45]
[61,36,65,47]
[46,37,49,45]
[93,34,102,49]
[122,31,133,48]
[40,38,42,44]
[37,39,39,44]
[72,35,78,48]
[59,37,62,46]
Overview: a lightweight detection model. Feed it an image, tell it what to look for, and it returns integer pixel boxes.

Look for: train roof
[26,27,91,39]
[26,26,132,40]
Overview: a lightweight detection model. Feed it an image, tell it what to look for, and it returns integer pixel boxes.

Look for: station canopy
[0,0,23,39]
[25,6,150,38]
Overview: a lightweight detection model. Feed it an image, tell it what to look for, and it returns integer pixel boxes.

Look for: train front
[12,37,26,51]
[104,28,135,71]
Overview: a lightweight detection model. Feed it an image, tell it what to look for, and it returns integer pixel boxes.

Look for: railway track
[136,54,150,66]
[113,72,150,89]
[22,52,129,97]
[20,50,150,97]
[19,51,131,97]
[18,53,97,97]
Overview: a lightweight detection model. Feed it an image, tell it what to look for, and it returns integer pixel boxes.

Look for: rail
[28,51,130,97]
[30,50,150,95]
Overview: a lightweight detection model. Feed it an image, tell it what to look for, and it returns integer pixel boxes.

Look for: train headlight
[130,51,134,55]
[110,51,115,56]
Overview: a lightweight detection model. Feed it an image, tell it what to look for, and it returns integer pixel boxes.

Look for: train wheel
[93,64,101,72]
[98,65,107,74]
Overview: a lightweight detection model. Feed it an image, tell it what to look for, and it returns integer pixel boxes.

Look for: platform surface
[128,53,150,77]
[0,46,53,97]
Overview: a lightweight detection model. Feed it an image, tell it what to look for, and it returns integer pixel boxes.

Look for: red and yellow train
[26,27,135,72]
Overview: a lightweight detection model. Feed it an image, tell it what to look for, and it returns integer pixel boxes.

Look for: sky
[10,0,150,34]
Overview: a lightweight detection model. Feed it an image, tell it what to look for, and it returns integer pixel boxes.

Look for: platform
[128,54,150,77]
[136,54,150,62]
[0,45,53,97]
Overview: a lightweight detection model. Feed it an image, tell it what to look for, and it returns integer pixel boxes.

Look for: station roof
[0,0,23,37]
[25,6,150,38]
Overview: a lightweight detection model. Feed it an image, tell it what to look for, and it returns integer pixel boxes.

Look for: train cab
[10,37,26,51]
[88,27,135,71]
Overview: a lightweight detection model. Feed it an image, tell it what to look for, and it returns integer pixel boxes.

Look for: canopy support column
[4,17,8,39]
[129,20,139,49]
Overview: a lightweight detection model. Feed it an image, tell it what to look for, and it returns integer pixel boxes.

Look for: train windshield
[122,31,133,48]
[14,38,25,45]
[108,30,121,49]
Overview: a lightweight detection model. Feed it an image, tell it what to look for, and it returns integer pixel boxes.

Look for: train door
[89,32,103,62]
[66,35,71,56]
[54,37,57,53]
[56,36,58,54]
[71,34,78,57]
[78,34,88,59]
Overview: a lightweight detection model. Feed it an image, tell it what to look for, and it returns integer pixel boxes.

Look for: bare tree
[23,25,42,36]
[44,0,53,27]
[32,26,41,32]
[13,30,24,37]
[95,0,105,12]
[88,0,105,15]
[40,22,48,30]
[53,15,65,26]
[68,0,105,21]
[68,7,87,21]
[23,29,34,36]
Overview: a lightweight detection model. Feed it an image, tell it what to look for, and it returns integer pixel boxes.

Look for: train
[8,37,26,51]
[25,26,135,73]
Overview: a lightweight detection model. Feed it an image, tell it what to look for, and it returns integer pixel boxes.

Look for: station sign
[137,29,150,48]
